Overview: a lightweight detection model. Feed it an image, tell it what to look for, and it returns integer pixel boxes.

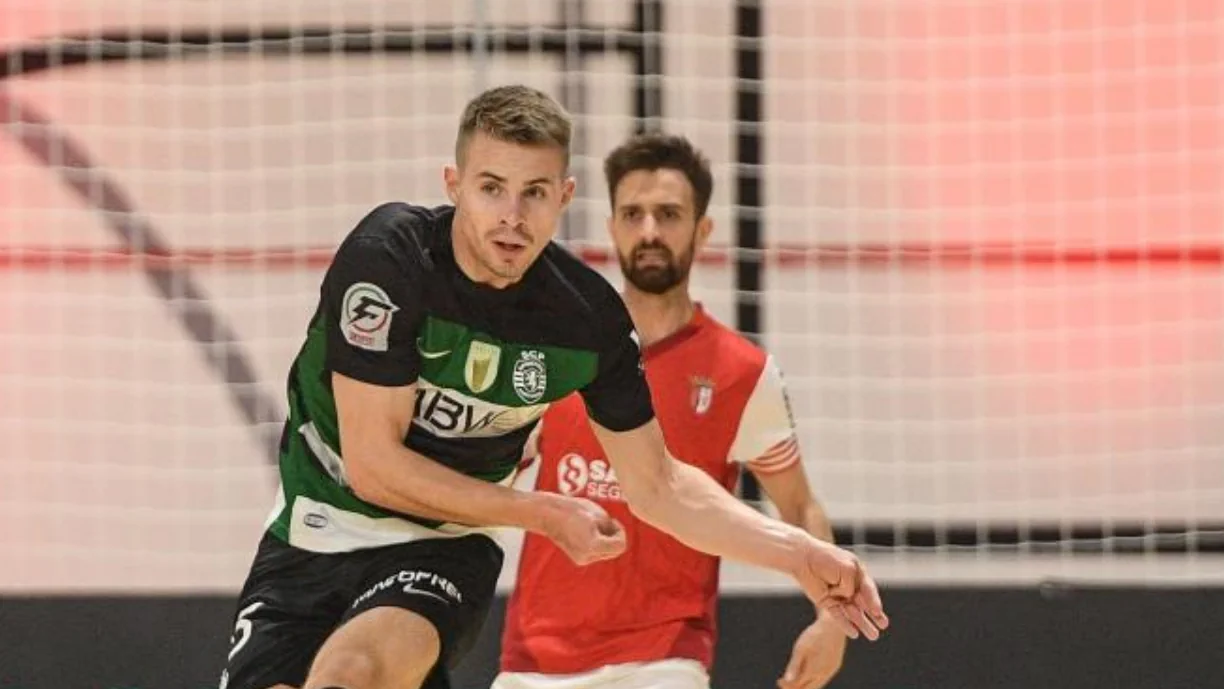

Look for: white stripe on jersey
[413,378,549,439]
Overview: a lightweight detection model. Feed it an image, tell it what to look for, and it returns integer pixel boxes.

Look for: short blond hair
[455,85,572,166]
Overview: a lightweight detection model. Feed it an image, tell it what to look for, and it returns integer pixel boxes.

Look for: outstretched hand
[792,538,889,641]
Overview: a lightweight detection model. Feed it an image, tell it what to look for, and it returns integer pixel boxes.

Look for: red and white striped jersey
[500,306,801,675]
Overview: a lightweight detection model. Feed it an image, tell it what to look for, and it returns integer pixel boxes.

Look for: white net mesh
[1,0,1221,593]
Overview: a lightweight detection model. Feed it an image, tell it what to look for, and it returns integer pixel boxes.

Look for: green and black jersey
[266,202,654,553]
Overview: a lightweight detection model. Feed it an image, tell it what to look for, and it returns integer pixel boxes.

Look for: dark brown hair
[603,133,714,217]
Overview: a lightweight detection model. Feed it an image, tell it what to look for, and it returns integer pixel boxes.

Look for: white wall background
[1,0,1222,592]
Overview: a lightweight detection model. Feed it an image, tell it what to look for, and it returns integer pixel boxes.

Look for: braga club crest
[512,350,548,403]
[690,375,715,415]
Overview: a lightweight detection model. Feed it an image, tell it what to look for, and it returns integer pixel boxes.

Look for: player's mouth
[634,249,671,268]
[492,239,528,259]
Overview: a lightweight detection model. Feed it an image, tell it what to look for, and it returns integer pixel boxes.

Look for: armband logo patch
[342,282,399,351]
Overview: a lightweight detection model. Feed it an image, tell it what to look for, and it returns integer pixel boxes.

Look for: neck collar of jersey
[641,303,708,361]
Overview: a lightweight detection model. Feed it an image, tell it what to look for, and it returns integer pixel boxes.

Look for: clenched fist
[540,493,627,566]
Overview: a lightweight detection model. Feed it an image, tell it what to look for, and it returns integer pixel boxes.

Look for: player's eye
[524,186,546,199]
[481,183,501,196]
[621,208,640,221]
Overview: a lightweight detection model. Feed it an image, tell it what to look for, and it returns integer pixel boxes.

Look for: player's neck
[622,284,696,348]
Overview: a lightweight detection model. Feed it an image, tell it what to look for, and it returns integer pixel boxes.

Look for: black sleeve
[322,236,424,387]
[579,289,655,432]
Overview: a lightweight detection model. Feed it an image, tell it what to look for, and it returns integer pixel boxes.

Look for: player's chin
[626,268,679,294]
[490,254,534,280]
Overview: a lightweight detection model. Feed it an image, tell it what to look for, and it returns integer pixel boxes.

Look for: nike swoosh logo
[401,583,451,604]
[416,338,452,359]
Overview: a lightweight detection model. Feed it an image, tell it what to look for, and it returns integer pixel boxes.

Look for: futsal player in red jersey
[496,133,851,689]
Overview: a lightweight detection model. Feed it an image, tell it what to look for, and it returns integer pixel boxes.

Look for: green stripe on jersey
[415,315,598,407]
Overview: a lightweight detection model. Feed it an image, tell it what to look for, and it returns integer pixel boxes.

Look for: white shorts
[491,658,710,689]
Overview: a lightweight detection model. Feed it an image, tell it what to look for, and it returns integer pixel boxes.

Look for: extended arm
[591,418,811,574]
[577,281,885,636]
[592,418,885,639]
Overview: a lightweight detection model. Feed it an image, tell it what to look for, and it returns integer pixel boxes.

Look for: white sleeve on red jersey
[728,354,802,474]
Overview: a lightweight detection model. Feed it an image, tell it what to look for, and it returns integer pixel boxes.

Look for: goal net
[1,0,1221,593]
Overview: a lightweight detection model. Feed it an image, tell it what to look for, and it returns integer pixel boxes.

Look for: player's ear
[560,176,577,209]
[443,165,460,205]
[695,214,714,251]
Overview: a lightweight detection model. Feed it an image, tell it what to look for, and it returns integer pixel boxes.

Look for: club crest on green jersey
[512,350,548,403]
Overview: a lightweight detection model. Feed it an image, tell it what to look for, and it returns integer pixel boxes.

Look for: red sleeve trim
[745,436,800,474]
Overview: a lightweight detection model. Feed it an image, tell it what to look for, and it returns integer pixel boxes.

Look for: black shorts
[219,530,504,689]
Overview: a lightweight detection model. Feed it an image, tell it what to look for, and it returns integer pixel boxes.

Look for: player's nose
[639,215,660,241]
[498,196,525,227]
